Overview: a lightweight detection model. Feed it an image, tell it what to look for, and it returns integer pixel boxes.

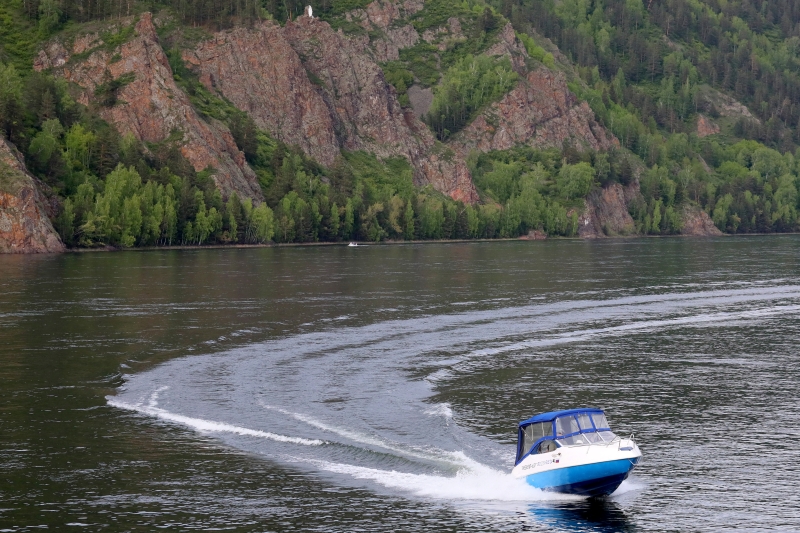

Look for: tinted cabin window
[584,432,602,443]
[522,422,553,455]
[555,416,580,436]
[576,413,593,431]
[522,422,551,456]
[522,426,533,454]
[531,422,550,440]
[591,413,610,430]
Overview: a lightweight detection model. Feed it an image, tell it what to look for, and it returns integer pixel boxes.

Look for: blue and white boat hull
[512,437,641,497]
[525,456,639,496]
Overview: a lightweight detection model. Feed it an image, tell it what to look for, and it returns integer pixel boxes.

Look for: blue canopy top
[518,408,604,427]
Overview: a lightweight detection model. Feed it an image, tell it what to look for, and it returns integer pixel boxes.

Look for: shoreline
[60,231,800,253]
[64,237,525,253]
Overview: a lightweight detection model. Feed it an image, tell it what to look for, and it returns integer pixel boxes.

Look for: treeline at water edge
[3,0,800,249]
[4,62,800,247]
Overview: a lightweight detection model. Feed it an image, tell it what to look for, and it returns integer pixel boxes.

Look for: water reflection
[527,498,636,532]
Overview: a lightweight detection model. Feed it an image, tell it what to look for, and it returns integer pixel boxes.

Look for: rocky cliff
[184,16,478,203]
[35,13,263,201]
[18,1,652,249]
[451,24,617,158]
[347,0,423,62]
[452,68,617,157]
[681,205,724,236]
[577,182,724,238]
[0,138,65,254]
[577,183,638,238]
[350,13,617,168]
[182,22,339,168]
[696,114,720,137]
[31,4,617,209]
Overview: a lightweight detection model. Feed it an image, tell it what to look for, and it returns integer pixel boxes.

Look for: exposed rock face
[282,18,418,158]
[681,205,723,236]
[452,69,618,157]
[447,24,615,158]
[697,114,720,137]
[183,22,339,167]
[0,138,65,253]
[697,86,759,123]
[407,85,433,118]
[349,0,422,62]
[485,23,529,73]
[34,41,72,70]
[36,14,262,201]
[187,17,478,202]
[285,17,478,202]
[422,17,465,51]
[32,5,615,210]
[577,183,637,238]
[578,186,724,238]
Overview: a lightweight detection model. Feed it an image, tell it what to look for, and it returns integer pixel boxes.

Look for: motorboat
[348,242,358,247]
[511,408,641,497]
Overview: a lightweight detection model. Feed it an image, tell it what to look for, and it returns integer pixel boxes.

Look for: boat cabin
[515,408,618,465]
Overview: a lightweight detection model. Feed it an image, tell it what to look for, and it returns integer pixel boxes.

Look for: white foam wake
[424,402,453,419]
[262,404,465,466]
[308,458,579,502]
[108,398,325,446]
[469,304,800,357]
[611,476,647,497]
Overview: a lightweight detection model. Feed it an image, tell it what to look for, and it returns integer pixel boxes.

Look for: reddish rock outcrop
[444,23,615,158]
[452,68,618,158]
[32,6,615,210]
[349,0,422,61]
[681,205,723,236]
[697,86,759,123]
[422,17,465,51]
[36,14,262,201]
[183,22,339,167]
[485,23,529,73]
[286,17,478,202]
[187,17,478,203]
[577,183,637,238]
[0,138,65,253]
[281,18,422,157]
[696,114,720,137]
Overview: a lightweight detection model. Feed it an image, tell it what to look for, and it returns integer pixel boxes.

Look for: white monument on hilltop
[305,5,313,18]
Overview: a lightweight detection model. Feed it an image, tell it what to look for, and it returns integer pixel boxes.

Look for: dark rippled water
[2,237,799,531]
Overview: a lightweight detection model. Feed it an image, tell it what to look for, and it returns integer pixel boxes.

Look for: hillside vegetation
[2,0,800,249]
[492,0,800,232]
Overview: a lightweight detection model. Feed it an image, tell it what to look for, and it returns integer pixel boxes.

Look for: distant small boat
[348,242,358,247]
[512,408,641,497]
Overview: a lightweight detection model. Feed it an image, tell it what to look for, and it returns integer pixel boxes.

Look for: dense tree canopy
[3,0,800,249]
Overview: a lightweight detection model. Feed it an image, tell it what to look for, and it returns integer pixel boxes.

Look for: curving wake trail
[108,283,800,504]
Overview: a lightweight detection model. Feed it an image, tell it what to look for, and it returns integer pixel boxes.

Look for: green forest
[489,0,800,232]
[2,0,800,248]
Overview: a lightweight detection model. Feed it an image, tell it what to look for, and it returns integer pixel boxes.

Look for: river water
[1,237,799,531]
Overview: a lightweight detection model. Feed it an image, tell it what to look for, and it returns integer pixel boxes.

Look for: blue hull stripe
[525,458,638,497]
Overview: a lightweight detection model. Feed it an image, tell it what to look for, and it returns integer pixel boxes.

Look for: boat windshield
[555,415,580,436]
[553,412,617,445]
[591,412,610,430]
[516,409,619,463]
[558,430,618,445]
